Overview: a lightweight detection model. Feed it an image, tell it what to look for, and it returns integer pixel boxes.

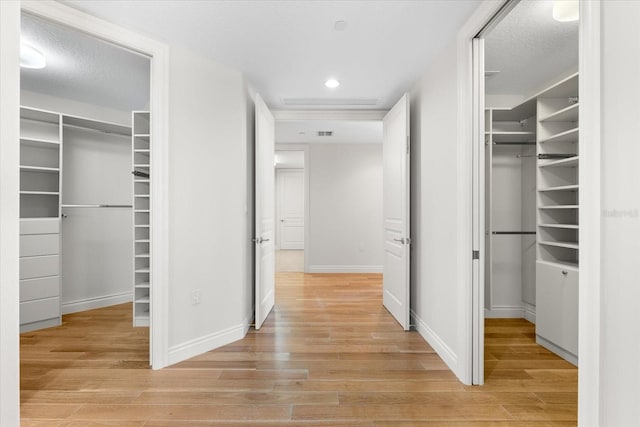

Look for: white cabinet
[132,111,151,327]
[535,261,578,362]
[19,107,62,332]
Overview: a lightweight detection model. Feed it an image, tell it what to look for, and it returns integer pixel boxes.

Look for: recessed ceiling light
[553,0,579,22]
[325,79,340,89]
[20,43,46,69]
[334,20,347,31]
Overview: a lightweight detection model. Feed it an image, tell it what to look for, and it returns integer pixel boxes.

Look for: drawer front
[20,234,60,257]
[19,255,59,280]
[20,276,59,302]
[536,261,578,356]
[20,218,60,235]
[20,297,60,325]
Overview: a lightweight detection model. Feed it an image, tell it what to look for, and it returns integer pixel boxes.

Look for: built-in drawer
[20,297,60,325]
[20,276,59,302]
[20,234,59,257]
[20,218,60,235]
[19,255,59,280]
[536,261,578,357]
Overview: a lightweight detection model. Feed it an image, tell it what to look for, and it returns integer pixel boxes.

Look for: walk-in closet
[19,13,152,333]
[483,0,579,365]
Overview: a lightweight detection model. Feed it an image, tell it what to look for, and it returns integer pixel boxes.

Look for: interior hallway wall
[307,143,383,273]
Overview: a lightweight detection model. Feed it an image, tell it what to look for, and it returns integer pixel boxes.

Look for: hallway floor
[20,273,577,425]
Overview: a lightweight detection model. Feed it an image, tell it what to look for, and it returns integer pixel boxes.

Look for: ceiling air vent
[317,131,333,137]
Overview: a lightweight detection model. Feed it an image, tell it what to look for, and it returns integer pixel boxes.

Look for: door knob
[562,270,568,276]
[252,237,270,244]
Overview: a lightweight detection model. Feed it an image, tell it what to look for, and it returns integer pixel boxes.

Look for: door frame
[0,3,171,421]
[466,0,602,423]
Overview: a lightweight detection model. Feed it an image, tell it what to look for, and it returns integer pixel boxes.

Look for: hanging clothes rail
[61,204,133,208]
[492,231,536,235]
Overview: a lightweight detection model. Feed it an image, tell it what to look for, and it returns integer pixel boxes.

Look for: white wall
[0,2,21,424]
[599,1,640,424]
[409,43,466,374]
[307,143,383,273]
[167,45,251,364]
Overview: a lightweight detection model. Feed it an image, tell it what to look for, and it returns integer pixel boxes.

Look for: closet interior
[483,0,579,365]
[19,13,151,332]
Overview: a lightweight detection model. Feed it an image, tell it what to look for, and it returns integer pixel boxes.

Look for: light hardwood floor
[20,273,577,426]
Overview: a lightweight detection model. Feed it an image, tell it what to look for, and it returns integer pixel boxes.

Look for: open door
[382,93,411,330]
[254,94,275,330]
[472,37,486,385]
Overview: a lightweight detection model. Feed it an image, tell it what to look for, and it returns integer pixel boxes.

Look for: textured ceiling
[21,12,150,112]
[485,0,578,97]
[62,0,482,110]
[276,120,382,144]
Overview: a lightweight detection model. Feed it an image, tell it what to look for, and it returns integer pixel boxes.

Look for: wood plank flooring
[20,273,577,425]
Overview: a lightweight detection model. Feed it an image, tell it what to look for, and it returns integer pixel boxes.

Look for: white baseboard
[307,264,383,273]
[536,334,578,366]
[523,303,536,323]
[62,291,132,314]
[484,305,524,318]
[168,322,246,366]
[410,309,458,375]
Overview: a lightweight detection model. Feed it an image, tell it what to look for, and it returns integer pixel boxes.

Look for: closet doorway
[473,0,580,384]
[19,12,152,356]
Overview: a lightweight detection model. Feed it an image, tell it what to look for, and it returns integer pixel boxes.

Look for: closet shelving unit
[19,107,63,332]
[535,72,579,364]
[132,111,151,327]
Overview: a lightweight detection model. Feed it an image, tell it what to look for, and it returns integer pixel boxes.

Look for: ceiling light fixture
[325,78,340,89]
[552,0,579,22]
[20,43,47,69]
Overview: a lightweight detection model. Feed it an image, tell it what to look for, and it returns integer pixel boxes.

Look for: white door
[277,169,304,250]
[382,93,411,330]
[471,38,486,385]
[254,94,276,330]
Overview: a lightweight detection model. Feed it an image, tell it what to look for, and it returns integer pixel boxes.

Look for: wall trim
[308,265,383,274]
[411,309,458,372]
[168,322,246,366]
[62,291,132,315]
[273,110,387,121]
[484,306,524,319]
[21,0,171,369]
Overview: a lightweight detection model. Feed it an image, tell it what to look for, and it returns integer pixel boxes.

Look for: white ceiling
[276,120,382,144]
[62,0,482,110]
[21,12,150,112]
[485,0,578,97]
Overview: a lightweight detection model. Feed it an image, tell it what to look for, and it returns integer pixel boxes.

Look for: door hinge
[472,250,480,260]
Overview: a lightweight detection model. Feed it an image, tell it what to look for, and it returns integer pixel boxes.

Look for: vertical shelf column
[132,111,151,327]
[19,107,63,332]
[535,73,580,364]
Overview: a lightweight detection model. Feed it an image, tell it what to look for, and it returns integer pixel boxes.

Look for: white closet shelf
[134,209,150,213]
[135,225,150,228]
[539,127,579,144]
[133,164,150,168]
[135,239,150,243]
[134,179,150,183]
[134,149,150,153]
[539,156,579,168]
[492,131,536,143]
[539,103,579,123]
[135,298,150,303]
[134,133,150,137]
[135,253,150,258]
[538,184,579,192]
[20,191,59,196]
[539,240,579,250]
[135,268,150,273]
[20,137,60,147]
[63,115,131,136]
[539,205,579,210]
[134,195,150,198]
[20,107,60,124]
[539,223,579,229]
[135,283,150,289]
[538,259,579,270]
[20,165,60,173]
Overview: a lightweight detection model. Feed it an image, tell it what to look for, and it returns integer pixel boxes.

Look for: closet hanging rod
[61,204,133,208]
[492,231,536,235]
[62,123,131,137]
[493,141,535,145]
